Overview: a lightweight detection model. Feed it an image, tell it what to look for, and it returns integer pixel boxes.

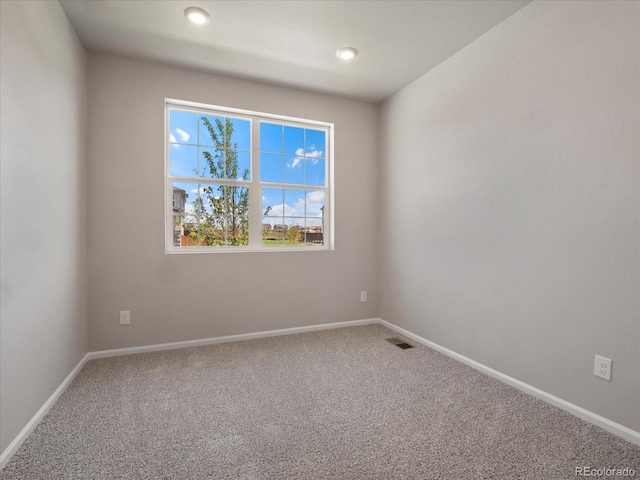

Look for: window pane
[306,190,325,218]
[305,129,325,158]
[172,182,199,247]
[262,188,283,217]
[228,118,250,150]
[285,217,305,246]
[199,148,250,180]
[284,126,304,155]
[199,114,224,147]
[234,150,251,181]
[283,155,304,185]
[263,218,285,246]
[260,123,282,153]
[284,189,305,217]
[305,217,324,245]
[170,145,198,177]
[197,184,249,246]
[170,110,198,145]
[305,158,325,186]
[199,147,224,179]
[260,154,282,183]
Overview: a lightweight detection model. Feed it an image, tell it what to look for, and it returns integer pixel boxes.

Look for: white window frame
[165,98,334,254]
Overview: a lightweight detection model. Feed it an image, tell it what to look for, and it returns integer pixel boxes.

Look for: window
[165,99,333,253]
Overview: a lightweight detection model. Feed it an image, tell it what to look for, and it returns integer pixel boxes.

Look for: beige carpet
[2,324,639,479]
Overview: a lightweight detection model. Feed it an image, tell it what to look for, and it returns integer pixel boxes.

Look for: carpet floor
[2,324,639,479]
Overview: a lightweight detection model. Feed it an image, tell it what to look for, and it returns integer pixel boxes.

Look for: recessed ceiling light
[336,47,358,61]
[184,7,211,25]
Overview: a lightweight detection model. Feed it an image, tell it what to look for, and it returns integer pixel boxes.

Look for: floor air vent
[386,338,415,349]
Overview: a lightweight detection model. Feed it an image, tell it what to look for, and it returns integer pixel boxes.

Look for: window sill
[165,246,332,254]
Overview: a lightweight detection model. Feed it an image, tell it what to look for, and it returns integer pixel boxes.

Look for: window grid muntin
[169,107,252,181]
[258,122,327,189]
[261,186,326,247]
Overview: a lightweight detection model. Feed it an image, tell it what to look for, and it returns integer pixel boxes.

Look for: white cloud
[266,190,324,219]
[267,203,300,217]
[175,128,190,142]
[286,147,323,168]
[288,157,303,169]
[302,146,323,159]
[305,190,324,217]
[307,190,324,203]
[170,133,177,143]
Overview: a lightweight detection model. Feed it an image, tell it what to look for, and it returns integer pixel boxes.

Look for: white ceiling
[60,0,530,103]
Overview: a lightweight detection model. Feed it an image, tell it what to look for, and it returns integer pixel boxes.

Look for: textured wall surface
[0,0,88,453]
[378,1,640,431]
[87,54,378,351]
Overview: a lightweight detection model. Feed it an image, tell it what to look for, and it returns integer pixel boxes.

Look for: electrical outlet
[594,355,611,381]
[360,291,367,302]
[120,310,130,325]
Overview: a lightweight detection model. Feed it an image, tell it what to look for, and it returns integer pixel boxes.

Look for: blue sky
[170,110,326,229]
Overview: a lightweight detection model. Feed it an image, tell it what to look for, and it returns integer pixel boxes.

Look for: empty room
[1,0,639,478]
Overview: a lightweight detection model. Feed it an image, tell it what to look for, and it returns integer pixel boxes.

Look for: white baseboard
[88,318,379,359]
[0,353,90,469]
[377,318,640,446]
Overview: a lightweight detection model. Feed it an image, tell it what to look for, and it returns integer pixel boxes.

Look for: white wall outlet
[360,291,367,302]
[120,310,130,325]
[594,355,611,381]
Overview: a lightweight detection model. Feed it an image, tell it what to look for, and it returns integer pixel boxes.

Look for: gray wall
[0,1,88,452]
[87,54,378,351]
[379,0,640,431]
